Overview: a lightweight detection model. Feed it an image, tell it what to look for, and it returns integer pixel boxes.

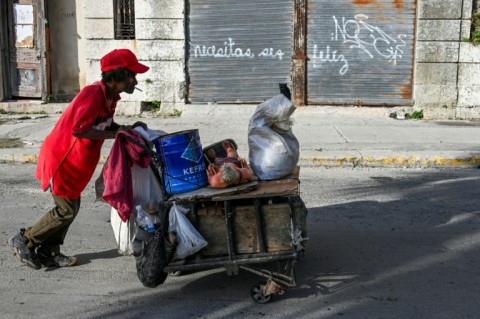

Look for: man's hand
[117,125,131,133]
[131,121,148,130]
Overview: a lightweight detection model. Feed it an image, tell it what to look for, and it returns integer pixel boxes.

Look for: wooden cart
[163,167,308,303]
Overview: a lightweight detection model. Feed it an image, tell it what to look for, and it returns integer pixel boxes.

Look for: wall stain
[393,0,405,9]
[352,0,376,5]
[400,83,412,99]
[353,0,405,8]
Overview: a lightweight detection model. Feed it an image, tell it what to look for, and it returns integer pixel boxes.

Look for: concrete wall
[77,0,478,119]
[47,0,85,101]
[415,0,480,119]
[457,0,480,119]
[1,0,479,119]
[0,15,4,102]
[83,0,186,115]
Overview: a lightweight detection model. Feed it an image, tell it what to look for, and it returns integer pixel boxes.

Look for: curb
[0,154,110,165]
[2,153,480,168]
[299,155,480,168]
[0,154,39,163]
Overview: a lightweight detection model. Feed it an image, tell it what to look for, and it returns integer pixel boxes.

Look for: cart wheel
[250,283,272,304]
[169,271,183,277]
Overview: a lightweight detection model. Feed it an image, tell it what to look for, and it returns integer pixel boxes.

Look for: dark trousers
[25,194,81,255]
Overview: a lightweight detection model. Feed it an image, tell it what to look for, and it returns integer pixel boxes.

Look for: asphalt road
[1,164,480,319]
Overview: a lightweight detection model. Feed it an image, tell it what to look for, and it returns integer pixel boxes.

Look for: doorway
[4,0,48,99]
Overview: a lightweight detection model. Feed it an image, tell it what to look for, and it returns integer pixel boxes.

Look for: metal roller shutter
[188,0,294,103]
[307,0,416,105]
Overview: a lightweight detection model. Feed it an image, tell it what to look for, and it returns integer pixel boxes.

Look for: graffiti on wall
[311,14,408,75]
[192,38,285,60]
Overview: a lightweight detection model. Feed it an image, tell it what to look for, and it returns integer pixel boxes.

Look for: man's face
[122,72,138,94]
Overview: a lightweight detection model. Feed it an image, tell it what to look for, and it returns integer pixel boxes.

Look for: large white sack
[248,94,299,180]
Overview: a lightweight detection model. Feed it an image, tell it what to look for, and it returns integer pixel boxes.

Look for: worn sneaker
[38,251,78,268]
[8,229,41,270]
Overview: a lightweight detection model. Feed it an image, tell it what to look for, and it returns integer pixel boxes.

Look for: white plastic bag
[134,126,168,141]
[132,165,164,212]
[248,94,299,180]
[168,203,207,259]
[110,165,163,255]
[111,207,136,255]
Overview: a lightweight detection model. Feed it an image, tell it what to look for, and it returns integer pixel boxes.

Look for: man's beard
[125,85,135,94]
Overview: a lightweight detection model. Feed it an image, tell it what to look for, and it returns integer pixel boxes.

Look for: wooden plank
[168,181,259,202]
[168,167,301,202]
[196,205,229,256]
[188,189,306,257]
[292,200,308,240]
[262,204,292,252]
[213,167,300,200]
[221,177,299,200]
[234,203,297,253]
[233,206,260,254]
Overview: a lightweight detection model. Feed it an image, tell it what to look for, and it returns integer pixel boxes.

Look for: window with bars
[114,0,135,39]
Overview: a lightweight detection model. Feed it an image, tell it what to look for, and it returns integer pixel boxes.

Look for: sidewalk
[1,104,480,168]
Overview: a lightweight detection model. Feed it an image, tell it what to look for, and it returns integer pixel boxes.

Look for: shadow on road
[83,169,480,318]
[75,248,120,265]
[2,165,480,318]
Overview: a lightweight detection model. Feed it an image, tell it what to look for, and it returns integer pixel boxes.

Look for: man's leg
[26,195,81,253]
[26,194,80,267]
[25,195,80,251]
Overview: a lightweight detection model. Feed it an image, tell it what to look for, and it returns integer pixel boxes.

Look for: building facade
[1,0,479,119]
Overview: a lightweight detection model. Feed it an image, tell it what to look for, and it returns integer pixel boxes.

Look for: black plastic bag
[135,227,169,288]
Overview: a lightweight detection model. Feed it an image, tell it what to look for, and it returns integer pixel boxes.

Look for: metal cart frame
[121,134,306,302]
[163,169,306,303]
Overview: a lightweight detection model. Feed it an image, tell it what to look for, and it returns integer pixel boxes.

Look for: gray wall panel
[307,0,416,105]
[188,0,293,103]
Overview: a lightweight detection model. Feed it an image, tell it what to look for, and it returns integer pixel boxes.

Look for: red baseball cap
[100,49,149,74]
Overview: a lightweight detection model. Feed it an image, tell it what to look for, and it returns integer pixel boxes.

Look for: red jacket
[102,129,151,222]
[35,81,119,199]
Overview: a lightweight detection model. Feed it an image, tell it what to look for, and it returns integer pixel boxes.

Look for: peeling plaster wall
[77,0,479,118]
[83,0,186,115]
[0,0,4,102]
[47,0,84,101]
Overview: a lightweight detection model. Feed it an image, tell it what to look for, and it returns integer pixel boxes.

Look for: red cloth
[102,129,151,222]
[35,81,119,200]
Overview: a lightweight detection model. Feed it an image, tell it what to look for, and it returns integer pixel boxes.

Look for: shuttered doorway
[187,0,294,103]
[307,0,416,105]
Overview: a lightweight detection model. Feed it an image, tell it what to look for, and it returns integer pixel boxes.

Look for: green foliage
[167,108,182,117]
[145,78,153,84]
[151,100,161,109]
[0,108,7,114]
[141,100,161,112]
[470,10,480,46]
[405,110,424,120]
[41,94,53,104]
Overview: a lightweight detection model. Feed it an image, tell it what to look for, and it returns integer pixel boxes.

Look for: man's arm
[72,128,117,140]
[72,121,147,140]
